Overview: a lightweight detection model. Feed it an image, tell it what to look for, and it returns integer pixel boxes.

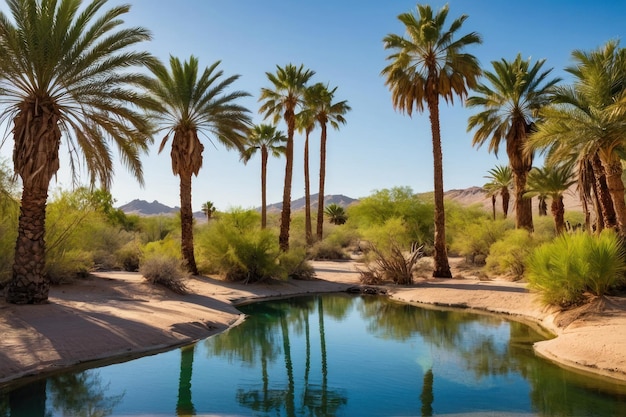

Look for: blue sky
[1,0,625,211]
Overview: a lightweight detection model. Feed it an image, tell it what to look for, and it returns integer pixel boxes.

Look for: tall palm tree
[242,124,287,229]
[308,83,350,241]
[483,165,513,219]
[296,94,317,245]
[528,41,626,237]
[467,54,560,232]
[525,164,576,234]
[201,201,216,221]
[1,0,155,304]
[259,64,315,251]
[144,56,251,274]
[382,4,482,278]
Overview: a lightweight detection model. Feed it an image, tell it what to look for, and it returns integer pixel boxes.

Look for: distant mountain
[264,193,359,213]
[118,199,178,216]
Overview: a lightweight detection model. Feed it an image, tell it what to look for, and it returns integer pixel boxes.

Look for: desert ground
[1,257,625,389]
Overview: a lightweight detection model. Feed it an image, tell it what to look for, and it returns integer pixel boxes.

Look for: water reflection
[1,294,625,416]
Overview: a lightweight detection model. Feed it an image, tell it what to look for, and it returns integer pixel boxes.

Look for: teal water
[2,293,626,416]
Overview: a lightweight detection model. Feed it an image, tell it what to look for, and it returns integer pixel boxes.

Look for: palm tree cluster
[258,64,350,250]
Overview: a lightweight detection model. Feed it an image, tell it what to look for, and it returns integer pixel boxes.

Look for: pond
[2,294,626,416]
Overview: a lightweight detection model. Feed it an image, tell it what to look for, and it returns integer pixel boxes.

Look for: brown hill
[442,185,584,213]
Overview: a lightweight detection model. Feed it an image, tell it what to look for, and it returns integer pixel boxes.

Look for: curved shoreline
[1,259,625,389]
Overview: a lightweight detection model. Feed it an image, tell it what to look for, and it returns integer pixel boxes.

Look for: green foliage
[0,199,18,286]
[140,255,189,294]
[142,234,182,260]
[361,217,411,251]
[324,203,348,225]
[308,239,349,260]
[278,247,315,280]
[526,231,626,306]
[445,200,498,258]
[196,209,282,283]
[485,229,542,280]
[348,187,434,245]
[450,218,513,263]
[115,239,142,272]
[137,215,178,243]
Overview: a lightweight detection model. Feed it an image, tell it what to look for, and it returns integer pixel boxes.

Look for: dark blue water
[2,294,626,416]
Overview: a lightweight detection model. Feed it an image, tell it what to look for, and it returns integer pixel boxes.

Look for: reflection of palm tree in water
[280,311,296,417]
[420,369,434,417]
[177,344,196,416]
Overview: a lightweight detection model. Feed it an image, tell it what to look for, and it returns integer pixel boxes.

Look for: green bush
[526,231,626,306]
[450,218,513,263]
[278,247,315,280]
[485,229,542,280]
[196,209,281,283]
[140,255,189,294]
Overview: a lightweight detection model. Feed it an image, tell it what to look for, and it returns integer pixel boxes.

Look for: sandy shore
[1,258,626,388]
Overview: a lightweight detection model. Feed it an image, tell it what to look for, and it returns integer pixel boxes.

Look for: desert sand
[1,257,625,389]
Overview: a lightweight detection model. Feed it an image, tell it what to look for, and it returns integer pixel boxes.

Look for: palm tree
[296,93,318,244]
[201,201,216,221]
[1,0,155,304]
[528,41,626,237]
[525,164,576,234]
[483,165,513,219]
[242,124,287,229]
[259,64,315,251]
[308,83,351,241]
[144,56,251,274]
[382,4,482,278]
[467,54,561,232]
[324,203,348,225]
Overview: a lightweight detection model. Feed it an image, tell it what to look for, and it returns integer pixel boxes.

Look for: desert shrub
[485,229,542,280]
[115,239,143,271]
[46,249,93,284]
[137,215,178,244]
[308,239,349,260]
[278,247,315,280]
[196,209,281,283]
[0,209,18,287]
[526,231,626,306]
[361,217,412,251]
[140,255,189,294]
[358,240,423,285]
[444,200,493,256]
[142,234,182,260]
[450,218,513,263]
[348,187,434,246]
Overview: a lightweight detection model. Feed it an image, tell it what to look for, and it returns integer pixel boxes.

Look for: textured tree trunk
[279,114,295,251]
[551,197,565,234]
[601,157,626,237]
[491,195,496,220]
[304,131,313,244]
[261,148,268,229]
[592,152,616,231]
[538,197,548,216]
[502,188,510,218]
[6,98,60,304]
[316,124,328,241]
[506,119,533,231]
[179,172,198,274]
[427,87,451,278]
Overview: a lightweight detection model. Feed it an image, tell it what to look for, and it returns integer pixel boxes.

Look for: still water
[2,294,626,416]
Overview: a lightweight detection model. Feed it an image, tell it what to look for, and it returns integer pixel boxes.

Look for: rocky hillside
[118,199,179,216]
[265,193,358,213]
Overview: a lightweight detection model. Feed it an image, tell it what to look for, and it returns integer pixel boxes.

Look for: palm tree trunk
[180,172,198,274]
[592,153,617,231]
[279,115,295,251]
[316,124,328,241]
[427,89,451,278]
[304,131,313,244]
[507,121,533,231]
[502,188,510,218]
[7,188,50,304]
[6,99,60,304]
[491,195,496,220]
[601,157,626,237]
[261,148,268,229]
[551,197,566,234]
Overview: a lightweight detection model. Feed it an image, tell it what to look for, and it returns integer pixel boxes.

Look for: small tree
[201,201,216,221]
[324,203,348,225]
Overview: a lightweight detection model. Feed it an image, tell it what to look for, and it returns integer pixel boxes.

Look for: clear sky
[1,0,625,211]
